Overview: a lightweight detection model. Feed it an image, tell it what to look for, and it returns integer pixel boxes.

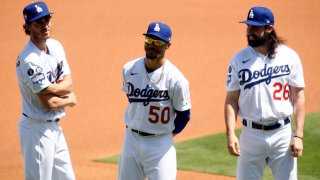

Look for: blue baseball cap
[23,1,53,24]
[143,22,172,43]
[240,6,274,26]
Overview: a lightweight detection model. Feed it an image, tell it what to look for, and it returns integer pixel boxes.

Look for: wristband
[293,135,303,140]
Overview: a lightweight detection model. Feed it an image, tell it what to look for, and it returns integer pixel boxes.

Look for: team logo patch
[35,5,43,13]
[154,23,160,32]
[249,9,254,19]
[26,62,46,84]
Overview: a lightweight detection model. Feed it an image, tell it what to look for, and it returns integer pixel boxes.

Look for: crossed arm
[37,74,77,109]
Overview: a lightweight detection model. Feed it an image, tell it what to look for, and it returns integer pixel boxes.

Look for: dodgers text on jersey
[125,82,170,106]
[239,63,290,89]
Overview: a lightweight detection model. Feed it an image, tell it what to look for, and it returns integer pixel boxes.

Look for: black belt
[22,113,60,122]
[126,125,155,136]
[242,117,290,131]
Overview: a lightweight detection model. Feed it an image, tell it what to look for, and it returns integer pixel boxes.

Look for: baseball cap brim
[143,33,169,43]
[239,20,269,26]
[28,12,54,23]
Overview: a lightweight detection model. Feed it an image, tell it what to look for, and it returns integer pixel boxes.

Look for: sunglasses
[145,37,166,46]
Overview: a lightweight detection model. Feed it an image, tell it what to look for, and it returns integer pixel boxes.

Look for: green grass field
[95,112,320,179]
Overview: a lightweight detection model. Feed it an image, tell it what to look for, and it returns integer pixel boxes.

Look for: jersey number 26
[273,82,290,100]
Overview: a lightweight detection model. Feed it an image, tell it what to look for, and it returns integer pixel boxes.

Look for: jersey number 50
[148,105,170,124]
[273,82,290,100]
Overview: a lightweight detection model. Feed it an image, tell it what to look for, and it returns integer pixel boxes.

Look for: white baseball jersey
[122,57,191,134]
[16,39,71,121]
[226,45,305,122]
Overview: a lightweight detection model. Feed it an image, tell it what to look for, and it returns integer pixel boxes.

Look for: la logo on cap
[249,9,254,19]
[35,5,43,13]
[154,23,160,32]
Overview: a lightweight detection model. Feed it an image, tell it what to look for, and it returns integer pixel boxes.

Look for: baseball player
[16,2,76,179]
[224,6,305,180]
[118,22,191,180]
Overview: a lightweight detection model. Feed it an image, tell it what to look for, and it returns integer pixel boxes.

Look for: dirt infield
[1,0,319,179]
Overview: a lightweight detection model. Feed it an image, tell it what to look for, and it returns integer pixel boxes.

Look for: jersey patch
[31,73,45,84]
[27,68,34,76]
[26,62,42,73]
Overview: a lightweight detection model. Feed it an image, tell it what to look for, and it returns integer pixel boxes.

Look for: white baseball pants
[118,128,176,180]
[237,123,297,180]
[18,116,75,180]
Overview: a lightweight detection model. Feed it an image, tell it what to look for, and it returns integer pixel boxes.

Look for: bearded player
[118,22,191,180]
[225,6,305,179]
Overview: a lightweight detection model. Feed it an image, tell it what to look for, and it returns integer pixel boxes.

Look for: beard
[247,34,267,47]
[145,47,164,60]
[146,52,158,60]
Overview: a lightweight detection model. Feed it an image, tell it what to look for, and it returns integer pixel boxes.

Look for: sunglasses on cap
[145,37,167,46]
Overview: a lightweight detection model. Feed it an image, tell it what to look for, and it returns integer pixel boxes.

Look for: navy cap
[240,6,274,26]
[23,1,53,24]
[143,22,172,43]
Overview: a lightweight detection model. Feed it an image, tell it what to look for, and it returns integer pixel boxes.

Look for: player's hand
[290,137,303,157]
[67,92,77,107]
[227,134,240,156]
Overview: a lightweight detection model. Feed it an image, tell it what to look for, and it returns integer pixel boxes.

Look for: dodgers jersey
[122,57,191,134]
[226,45,305,122]
[16,39,71,121]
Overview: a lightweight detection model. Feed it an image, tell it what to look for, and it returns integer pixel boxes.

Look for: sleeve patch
[31,73,45,84]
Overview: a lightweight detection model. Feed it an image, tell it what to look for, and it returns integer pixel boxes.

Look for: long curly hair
[266,29,285,59]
